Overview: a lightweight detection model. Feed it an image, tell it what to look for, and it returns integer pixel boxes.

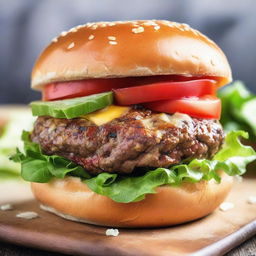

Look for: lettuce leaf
[11,131,90,182]
[11,130,256,203]
[218,81,256,140]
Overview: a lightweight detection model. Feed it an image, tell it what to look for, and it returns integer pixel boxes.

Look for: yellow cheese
[83,105,130,126]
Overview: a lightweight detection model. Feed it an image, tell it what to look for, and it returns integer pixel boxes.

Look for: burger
[12,20,256,227]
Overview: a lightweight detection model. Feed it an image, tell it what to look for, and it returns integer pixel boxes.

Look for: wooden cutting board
[0,172,255,256]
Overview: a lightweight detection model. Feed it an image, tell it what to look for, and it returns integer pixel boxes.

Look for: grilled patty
[31,108,224,175]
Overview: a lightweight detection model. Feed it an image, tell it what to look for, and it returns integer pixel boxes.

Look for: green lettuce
[11,132,90,182]
[218,81,256,140]
[11,130,256,203]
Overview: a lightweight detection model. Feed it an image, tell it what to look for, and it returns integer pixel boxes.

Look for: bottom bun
[31,172,233,227]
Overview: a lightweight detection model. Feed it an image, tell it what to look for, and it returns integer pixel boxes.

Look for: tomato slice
[43,79,126,101]
[43,75,218,101]
[143,96,221,119]
[114,79,216,105]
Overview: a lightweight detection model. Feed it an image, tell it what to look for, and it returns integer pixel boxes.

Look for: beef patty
[31,108,224,175]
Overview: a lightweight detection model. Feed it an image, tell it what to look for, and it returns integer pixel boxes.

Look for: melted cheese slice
[83,105,130,126]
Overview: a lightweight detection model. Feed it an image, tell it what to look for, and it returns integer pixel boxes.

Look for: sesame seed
[108,22,116,26]
[192,30,200,36]
[143,21,157,26]
[67,42,75,49]
[132,26,144,34]
[173,23,180,29]
[68,24,87,33]
[108,36,116,41]
[183,26,190,31]
[91,24,98,30]
[160,20,170,25]
[52,37,58,43]
[87,23,93,27]
[69,27,78,33]
[88,35,94,40]
[76,25,84,29]
[154,25,160,31]
[181,23,190,30]
[60,31,68,37]
[109,41,117,45]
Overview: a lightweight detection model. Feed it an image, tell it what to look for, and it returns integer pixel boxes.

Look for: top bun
[31,20,232,90]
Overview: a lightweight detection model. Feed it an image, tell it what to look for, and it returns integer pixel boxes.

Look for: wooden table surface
[0,236,255,256]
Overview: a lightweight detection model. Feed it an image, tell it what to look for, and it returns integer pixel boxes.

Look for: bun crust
[31,20,232,90]
[31,172,233,227]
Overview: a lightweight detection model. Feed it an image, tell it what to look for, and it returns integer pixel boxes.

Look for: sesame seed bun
[31,172,233,227]
[31,20,232,90]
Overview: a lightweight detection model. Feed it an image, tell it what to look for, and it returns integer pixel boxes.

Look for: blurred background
[0,0,256,104]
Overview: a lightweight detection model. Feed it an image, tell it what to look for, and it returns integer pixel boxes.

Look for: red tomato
[114,79,216,105]
[143,96,221,119]
[43,78,126,101]
[43,75,218,101]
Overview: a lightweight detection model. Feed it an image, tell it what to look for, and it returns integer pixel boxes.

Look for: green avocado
[31,92,113,119]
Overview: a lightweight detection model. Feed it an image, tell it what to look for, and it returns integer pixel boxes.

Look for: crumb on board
[0,204,13,211]
[16,211,39,219]
[219,202,234,212]
[106,228,119,237]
